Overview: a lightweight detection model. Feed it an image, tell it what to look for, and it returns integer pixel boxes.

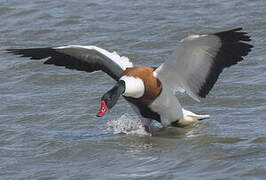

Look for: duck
[7,28,253,133]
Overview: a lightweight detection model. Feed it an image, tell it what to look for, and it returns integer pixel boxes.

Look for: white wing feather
[55,45,133,70]
[154,34,221,101]
[155,28,253,104]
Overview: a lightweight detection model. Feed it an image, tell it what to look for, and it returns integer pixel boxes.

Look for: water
[0,0,265,179]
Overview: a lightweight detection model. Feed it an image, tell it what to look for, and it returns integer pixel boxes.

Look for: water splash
[107,114,150,135]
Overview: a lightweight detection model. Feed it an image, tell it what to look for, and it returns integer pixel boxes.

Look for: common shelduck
[7,28,253,133]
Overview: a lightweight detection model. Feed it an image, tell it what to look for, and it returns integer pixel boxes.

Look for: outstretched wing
[7,45,133,81]
[154,28,253,101]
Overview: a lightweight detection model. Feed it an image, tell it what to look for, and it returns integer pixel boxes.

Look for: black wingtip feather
[6,48,54,60]
[198,27,253,98]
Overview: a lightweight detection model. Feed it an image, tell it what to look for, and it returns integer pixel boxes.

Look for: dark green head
[97,80,125,117]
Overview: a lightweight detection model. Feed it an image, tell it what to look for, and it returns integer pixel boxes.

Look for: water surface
[0,0,265,179]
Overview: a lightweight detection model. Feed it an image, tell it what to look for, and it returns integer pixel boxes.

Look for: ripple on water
[0,0,266,179]
[54,19,80,27]
[0,7,14,16]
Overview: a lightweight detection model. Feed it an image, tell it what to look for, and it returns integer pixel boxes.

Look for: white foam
[107,114,150,136]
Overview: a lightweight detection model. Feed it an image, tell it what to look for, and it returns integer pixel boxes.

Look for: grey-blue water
[0,0,265,179]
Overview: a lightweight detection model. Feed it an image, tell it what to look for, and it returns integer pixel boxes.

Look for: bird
[6,28,253,133]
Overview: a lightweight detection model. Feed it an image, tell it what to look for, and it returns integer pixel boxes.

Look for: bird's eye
[102,107,105,112]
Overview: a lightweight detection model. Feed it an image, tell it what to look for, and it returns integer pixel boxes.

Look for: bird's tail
[182,108,210,121]
[172,108,210,127]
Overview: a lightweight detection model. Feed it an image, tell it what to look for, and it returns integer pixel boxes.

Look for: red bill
[97,100,109,117]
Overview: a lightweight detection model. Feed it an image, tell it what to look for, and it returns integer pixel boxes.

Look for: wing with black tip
[7,45,133,81]
[155,28,253,101]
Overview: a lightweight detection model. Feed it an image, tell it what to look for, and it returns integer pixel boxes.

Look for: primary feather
[7,45,133,81]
